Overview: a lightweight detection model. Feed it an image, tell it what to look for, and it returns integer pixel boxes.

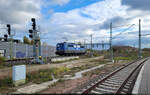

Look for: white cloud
[85,29,94,35]
[0,0,42,38]
[40,0,150,48]
[122,0,150,11]
[40,0,128,45]
[42,0,70,6]
[64,24,76,28]
[1,0,150,48]
[51,0,70,6]
[0,0,41,24]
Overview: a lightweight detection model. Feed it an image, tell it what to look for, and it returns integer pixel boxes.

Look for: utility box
[12,65,26,86]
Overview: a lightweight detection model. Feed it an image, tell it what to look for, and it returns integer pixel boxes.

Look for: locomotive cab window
[68,44,73,47]
[76,45,80,48]
[73,45,76,48]
[57,44,63,47]
[57,44,60,47]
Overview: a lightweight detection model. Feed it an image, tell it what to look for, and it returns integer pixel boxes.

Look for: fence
[0,41,56,59]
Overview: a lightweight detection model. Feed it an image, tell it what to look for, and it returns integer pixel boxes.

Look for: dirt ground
[41,75,97,94]
[0,56,104,80]
[40,60,129,94]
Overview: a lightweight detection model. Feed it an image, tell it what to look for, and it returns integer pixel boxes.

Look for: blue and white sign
[12,65,26,81]
[16,51,26,58]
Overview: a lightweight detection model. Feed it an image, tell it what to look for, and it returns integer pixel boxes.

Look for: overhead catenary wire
[112,24,136,29]
[112,24,135,39]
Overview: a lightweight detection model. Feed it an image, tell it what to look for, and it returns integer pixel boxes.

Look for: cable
[112,24,136,29]
[112,24,135,39]
[141,34,150,36]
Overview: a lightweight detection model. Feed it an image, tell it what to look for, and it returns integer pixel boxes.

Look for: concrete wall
[0,41,56,59]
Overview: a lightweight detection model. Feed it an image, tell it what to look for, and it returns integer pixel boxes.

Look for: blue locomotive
[56,42,86,56]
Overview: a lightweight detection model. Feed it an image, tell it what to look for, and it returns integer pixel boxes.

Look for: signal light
[29,29,33,38]
[31,18,36,30]
[29,29,33,33]
[14,39,19,43]
[4,34,8,41]
[4,34,8,38]
[7,24,11,35]
[29,35,33,38]
[31,18,35,22]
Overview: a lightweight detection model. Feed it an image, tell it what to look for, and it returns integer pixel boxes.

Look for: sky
[0,0,150,48]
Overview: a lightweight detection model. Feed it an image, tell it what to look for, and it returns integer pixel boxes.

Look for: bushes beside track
[26,67,70,84]
[0,56,6,68]
[0,66,70,93]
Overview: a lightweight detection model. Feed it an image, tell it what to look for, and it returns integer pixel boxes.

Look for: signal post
[29,18,43,64]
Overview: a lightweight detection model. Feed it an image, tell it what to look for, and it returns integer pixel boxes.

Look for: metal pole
[33,31,36,58]
[102,40,104,50]
[138,19,141,58]
[38,40,41,56]
[9,32,13,59]
[46,45,48,63]
[102,40,104,54]
[7,24,13,59]
[91,34,92,50]
[110,22,114,63]
[90,34,93,57]
[84,39,86,49]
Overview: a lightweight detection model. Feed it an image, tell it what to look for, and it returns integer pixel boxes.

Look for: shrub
[0,56,5,63]
[114,56,137,61]
[26,70,53,84]
[0,56,6,68]
[26,67,70,84]
[53,67,70,76]
[0,77,14,93]
[58,79,65,83]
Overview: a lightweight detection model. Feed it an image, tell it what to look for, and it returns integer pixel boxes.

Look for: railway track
[5,56,78,64]
[72,58,148,94]
[5,57,34,64]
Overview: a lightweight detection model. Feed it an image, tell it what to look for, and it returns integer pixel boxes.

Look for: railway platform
[133,58,150,94]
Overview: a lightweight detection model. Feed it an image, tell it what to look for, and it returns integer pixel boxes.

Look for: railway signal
[29,18,43,64]
[4,34,8,41]
[29,29,33,38]
[6,24,14,59]
[7,24,11,35]
[31,18,36,30]
[13,39,19,43]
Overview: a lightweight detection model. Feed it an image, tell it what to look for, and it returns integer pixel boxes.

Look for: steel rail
[115,58,147,94]
[82,58,148,94]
